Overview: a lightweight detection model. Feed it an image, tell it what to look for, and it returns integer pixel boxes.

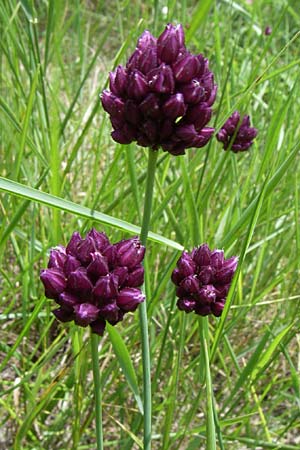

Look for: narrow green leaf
[107,323,144,415]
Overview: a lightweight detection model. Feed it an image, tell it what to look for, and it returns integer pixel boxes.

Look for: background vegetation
[1,0,300,448]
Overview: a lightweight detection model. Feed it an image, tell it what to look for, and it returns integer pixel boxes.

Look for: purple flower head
[40,230,145,335]
[171,244,238,317]
[217,111,258,153]
[100,23,217,156]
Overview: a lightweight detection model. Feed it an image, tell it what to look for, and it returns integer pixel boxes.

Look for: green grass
[1,0,300,449]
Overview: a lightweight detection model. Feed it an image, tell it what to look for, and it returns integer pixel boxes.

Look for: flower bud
[177,297,196,313]
[90,318,106,336]
[58,292,79,310]
[47,246,67,270]
[64,255,81,276]
[177,251,196,277]
[109,65,127,97]
[53,307,74,322]
[127,70,149,100]
[193,244,211,266]
[180,79,205,104]
[172,53,201,83]
[40,268,66,299]
[98,301,121,323]
[115,237,145,269]
[127,265,144,287]
[87,229,110,252]
[215,257,238,284]
[148,64,175,94]
[67,269,93,297]
[139,94,161,119]
[211,299,225,317]
[111,123,136,144]
[157,23,183,64]
[87,252,109,279]
[180,275,200,295]
[197,285,217,304]
[66,232,81,256]
[93,274,119,302]
[162,93,186,120]
[76,237,97,265]
[116,288,145,311]
[112,266,128,287]
[73,303,100,326]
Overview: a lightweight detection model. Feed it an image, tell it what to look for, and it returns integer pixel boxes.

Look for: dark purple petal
[211,299,225,317]
[87,252,109,279]
[148,64,175,94]
[198,266,213,285]
[180,79,205,104]
[113,266,128,287]
[53,307,74,323]
[111,123,136,144]
[177,297,196,313]
[214,257,238,284]
[172,53,201,83]
[180,275,200,295]
[127,265,144,287]
[139,94,161,119]
[58,292,80,310]
[116,287,145,312]
[47,246,67,270]
[40,268,66,299]
[73,303,100,326]
[109,65,127,97]
[157,23,184,64]
[64,255,81,276]
[197,285,217,304]
[87,229,110,252]
[185,104,212,130]
[194,303,211,316]
[101,91,125,119]
[115,237,145,269]
[98,301,120,323]
[67,269,93,297]
[193,244,211,266]
[90,318,106,335]
[66,232,81,256]
[93,274,119,302]
[76,236,97,265]
[127,70,149,100]
[177,251,196,277]
[211,250,224,269]
[162,93,186,120]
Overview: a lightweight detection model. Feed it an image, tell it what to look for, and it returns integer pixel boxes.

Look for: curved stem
[91,333,103,450]
[139,149,158,450]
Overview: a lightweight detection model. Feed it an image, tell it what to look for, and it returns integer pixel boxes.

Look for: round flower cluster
[217,111,257,153]
[171,244,238,317]
[40,229,145,335]
[101,23,217,155]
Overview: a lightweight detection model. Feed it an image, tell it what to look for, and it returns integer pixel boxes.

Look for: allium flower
[171,244,238,317]
[101,23,217,156]
[40,229,145,335]
[216,111,257,153]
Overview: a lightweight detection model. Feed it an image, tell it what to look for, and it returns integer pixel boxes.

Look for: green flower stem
[139,149,158,450]
[91,333,103,450]
[200,316,216,450]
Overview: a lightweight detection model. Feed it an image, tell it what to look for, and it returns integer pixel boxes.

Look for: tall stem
[139,149,158,450]
[200,317,216,450]
[91,333,103,450]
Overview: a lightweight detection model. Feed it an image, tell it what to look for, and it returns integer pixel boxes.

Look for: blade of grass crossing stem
[0,177,183,251]
[107,323,144,414]
[211,174,270,361]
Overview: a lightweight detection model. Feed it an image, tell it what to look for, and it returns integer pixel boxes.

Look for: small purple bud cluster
[101,24,217,155]
[40,229,145,335]
[217,111,258,153]
[171,244,238,317]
